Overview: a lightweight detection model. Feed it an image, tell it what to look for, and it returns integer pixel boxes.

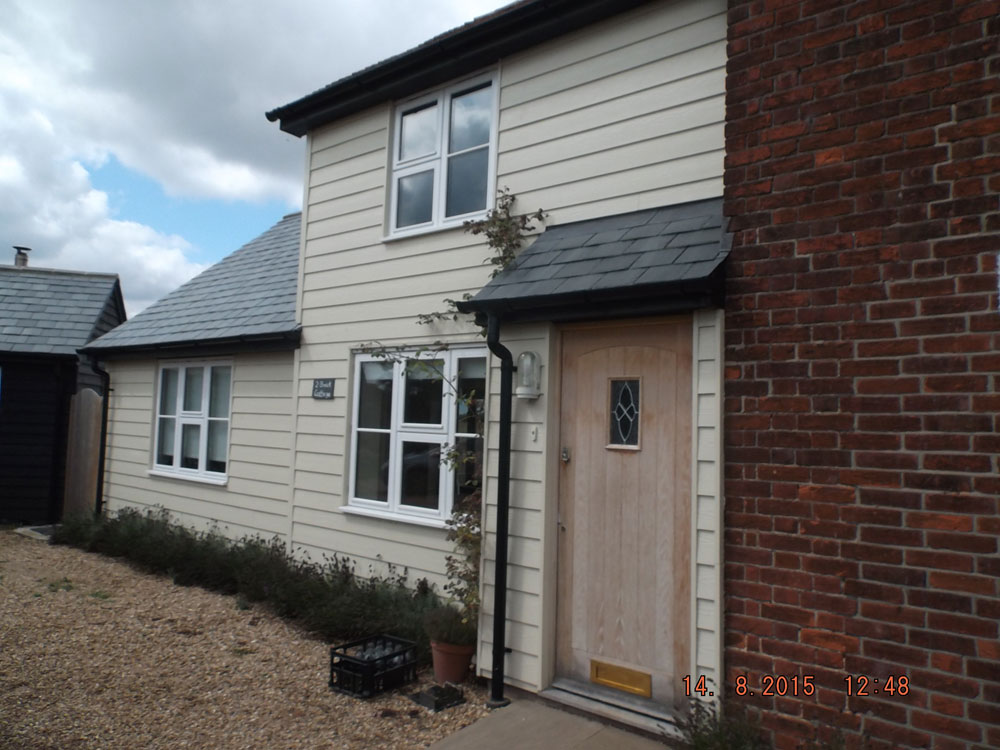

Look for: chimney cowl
[13,246,31,268]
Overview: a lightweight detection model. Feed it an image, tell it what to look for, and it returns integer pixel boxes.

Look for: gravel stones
[0,532,488,749]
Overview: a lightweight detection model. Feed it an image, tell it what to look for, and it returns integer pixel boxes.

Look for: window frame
[387,72,498,238]
[150,360,233,484]
[348,348,488,525]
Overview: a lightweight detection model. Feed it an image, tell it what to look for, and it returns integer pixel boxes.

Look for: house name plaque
[312,379,335,399]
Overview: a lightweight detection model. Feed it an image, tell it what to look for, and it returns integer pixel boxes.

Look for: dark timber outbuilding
[0,263,125,524]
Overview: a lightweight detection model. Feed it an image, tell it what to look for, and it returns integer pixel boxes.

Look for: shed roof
[456,198,729,323]
[84,213,301,356]
[0,267,124,356]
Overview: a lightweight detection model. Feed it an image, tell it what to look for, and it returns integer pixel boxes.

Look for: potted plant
[423,604,477,683]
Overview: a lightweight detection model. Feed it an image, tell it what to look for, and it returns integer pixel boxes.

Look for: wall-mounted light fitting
[515,350,541,399]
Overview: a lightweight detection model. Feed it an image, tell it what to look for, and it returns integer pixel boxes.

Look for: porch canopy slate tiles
[457,198,728,323]
[83,213,302,357]
[0,267,123,357]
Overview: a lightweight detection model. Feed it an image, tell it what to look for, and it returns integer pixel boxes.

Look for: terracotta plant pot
[430,640,475,684]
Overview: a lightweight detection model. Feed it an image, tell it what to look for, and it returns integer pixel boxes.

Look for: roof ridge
[0,265,120,279]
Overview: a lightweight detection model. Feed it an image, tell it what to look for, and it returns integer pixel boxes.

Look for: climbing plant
[360,189,545,628]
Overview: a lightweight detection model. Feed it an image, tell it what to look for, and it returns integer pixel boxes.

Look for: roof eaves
[80,326,302,359]
[266,0,653,137]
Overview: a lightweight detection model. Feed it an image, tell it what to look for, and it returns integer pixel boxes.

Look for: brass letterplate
[590,659,652,698]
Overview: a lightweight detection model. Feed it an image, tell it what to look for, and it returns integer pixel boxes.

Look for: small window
[154,362,232,480]
[349,349,487,523]
[389,75,497,236]
[609,379,640,447]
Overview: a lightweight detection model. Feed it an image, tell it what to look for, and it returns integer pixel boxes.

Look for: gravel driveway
[0,531,488,749]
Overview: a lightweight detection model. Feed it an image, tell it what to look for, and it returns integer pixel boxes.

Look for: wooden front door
[556,317,692,714]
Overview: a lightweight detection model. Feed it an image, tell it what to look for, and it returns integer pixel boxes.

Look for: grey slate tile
[86,212,301,352]
[463,197,727,311]
[676,243,725,264]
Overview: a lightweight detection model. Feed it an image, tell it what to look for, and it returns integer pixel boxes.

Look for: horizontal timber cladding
[101,351,295,541]
[724,1,999,748]
[294,0,725,691]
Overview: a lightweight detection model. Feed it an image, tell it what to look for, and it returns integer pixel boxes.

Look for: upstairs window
[154,362,232,481]
[390,75,497,236]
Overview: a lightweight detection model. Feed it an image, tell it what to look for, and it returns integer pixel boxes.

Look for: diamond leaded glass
[610,379,640,446]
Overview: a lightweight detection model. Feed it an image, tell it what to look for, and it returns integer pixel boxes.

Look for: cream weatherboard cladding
[292,0,726,692]
[102,351,295,540]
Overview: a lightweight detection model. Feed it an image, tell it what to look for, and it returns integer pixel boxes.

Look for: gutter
[80,327,302,359]
[485,314,513,708]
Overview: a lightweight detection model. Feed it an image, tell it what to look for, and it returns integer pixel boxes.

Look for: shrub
[423,604,477,646]
[675,700,768,750]
[51,507,441,657]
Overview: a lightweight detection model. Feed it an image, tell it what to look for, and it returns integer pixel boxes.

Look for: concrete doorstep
[428,698,667,750]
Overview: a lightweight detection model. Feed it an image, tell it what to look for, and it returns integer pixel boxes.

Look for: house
[81,213,301,541]
[89,0,998,747]
[0,252,125,524]
[265,0,727,727]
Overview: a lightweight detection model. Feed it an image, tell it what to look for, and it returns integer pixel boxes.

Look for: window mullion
[388,360,404,513]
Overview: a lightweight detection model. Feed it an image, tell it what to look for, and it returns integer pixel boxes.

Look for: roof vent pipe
[13,246,31,267]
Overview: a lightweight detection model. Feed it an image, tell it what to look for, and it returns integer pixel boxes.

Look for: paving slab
[428,698,666,750]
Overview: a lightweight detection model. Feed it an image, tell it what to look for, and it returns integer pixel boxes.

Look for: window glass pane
[355,432,390,502]
[456,357,486,434]
[159,368,179,416]
[453,435,483,507]
[358,361,393,429]
[449,84,491,153]
[400,441,441,510]
[397,170,434,227]
[207,420,227,473]
[183,367,204,411]
[209,366,231,418]
[400,102,438,161]
[403,359,443,424]
[445,147,488,217]
[181,423,201,469]
[609,379,640,446]
[156,417,175,466]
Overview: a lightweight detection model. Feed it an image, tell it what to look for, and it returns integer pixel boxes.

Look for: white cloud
[0,0,503,312]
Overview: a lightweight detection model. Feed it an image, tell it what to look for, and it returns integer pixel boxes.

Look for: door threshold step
[541,683,682,742]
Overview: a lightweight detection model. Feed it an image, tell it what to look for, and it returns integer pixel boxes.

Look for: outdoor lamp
[515,351,542,399]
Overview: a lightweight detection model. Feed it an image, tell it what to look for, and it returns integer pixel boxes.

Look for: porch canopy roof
[456,197,729,324]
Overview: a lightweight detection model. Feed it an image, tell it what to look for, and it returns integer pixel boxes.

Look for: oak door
[556,318,692,712]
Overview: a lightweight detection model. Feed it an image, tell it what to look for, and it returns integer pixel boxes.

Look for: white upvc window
[153,361,232,481]
[388,73,498,237]
[349,348,487,524]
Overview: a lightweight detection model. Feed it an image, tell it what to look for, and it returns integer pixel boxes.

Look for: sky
[0,0,504,314]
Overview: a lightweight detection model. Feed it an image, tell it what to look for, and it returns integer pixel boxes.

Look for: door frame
[542,310,724,715]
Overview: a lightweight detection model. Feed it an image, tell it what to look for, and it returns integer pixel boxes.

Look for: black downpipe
[486,314,513,708]
[91,358,111,517]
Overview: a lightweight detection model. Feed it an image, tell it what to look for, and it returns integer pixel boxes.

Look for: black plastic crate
[329,634,417,699]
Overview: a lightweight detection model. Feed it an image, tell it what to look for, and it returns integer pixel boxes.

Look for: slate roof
[84,213,301,355]
[0,267,123,356]
[457,197,729,323]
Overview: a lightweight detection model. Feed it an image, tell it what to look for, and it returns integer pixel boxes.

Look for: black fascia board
[0,350,78,363]
[79,327,302,360]
[459,270,725,326]
[266,0,653,137]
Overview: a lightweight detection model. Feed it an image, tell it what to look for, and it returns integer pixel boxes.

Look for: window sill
[148,469,228,486]
[381,214,486,244]
[342,504,447,529]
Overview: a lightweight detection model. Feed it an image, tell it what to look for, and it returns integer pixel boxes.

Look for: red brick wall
[723,1,999,748]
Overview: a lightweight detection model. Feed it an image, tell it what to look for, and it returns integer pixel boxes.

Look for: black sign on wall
[312,379,334,399]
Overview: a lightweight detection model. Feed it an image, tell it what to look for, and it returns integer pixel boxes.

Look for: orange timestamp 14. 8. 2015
[683,674,911,698]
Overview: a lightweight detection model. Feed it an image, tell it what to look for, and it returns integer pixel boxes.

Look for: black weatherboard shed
[0,263,125,524]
